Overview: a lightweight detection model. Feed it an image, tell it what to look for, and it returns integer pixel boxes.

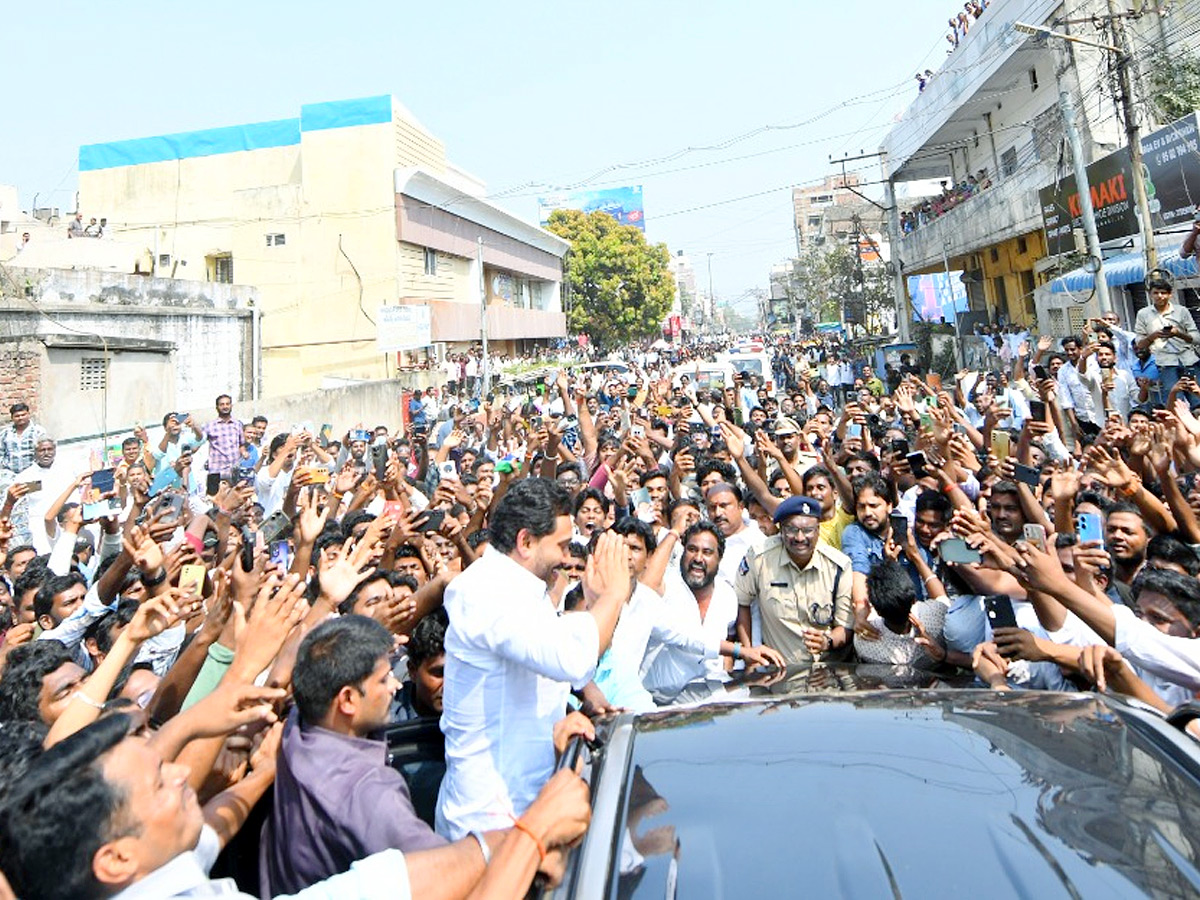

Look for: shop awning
[1048,240,1199,294]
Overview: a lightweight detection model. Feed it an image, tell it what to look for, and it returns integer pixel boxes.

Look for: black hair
[573,487,610,515]
[914,489,953,521]
[292,616,393,726]
[803,465,834,489]
[1131,567,1200,630]
[866,559,917,625]
[488,478,572,555]
[638,466,669,487]
[696,458,737,487]
[84,599,139,657]
[610,516,658,554]
[312,527,348,559]
[0,640,75,722]
[852,472,895,507]
[0,713,133,900]
[3,545,36,572]
[665,497,700,522]
[563,583,586,612]
[33,573,86,626]
[705,480,744,505]
[989,480,1021,501]
[8,402,28,415]
[466,529,490,551]
[407,608,449,669]
[1147,534,1200,576]
[1075,490,1114,515]
[846,450,881,473]
[12,567,46,608]
[341,510,376,535]
[1106,500,1149,534]
[680,521,725,561]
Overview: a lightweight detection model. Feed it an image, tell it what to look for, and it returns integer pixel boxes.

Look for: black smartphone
[240,525,256,572]
[416,509,446,533]
[259,510,292,545]
[905,451,928,477]
[372,443,389,482]
[1033,365,1049,381]
[1012,463,1040,487]
[90,467,116,494]
[939,537,982,565]
[231,467,254,487]
[155,492,185,522]
[890,438,910,457]
[889,511,909,546]
[984,594,1019,631]
[1029,399,1047,420]
[205,472,222,496]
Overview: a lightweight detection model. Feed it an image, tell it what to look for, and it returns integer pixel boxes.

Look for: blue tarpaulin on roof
[1048,245,1200,293]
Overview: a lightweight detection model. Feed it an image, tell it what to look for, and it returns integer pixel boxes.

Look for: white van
[719,347,774,393]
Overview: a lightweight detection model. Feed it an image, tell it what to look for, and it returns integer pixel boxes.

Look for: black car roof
[591,690,1200,900]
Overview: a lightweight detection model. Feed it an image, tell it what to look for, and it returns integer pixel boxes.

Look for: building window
[158,254,171,267]
[1029,68,1039,91]
[1017,236,1028,255]
[423,247,438,275]
[265,233,286,247]
[1000,146,1018,178]
[807,216,821,228]
[990,247,1000,263]
[208,254,233,284]
[80,357,108,391]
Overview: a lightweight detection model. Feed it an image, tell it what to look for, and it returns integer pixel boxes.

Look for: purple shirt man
[203,393,244,477]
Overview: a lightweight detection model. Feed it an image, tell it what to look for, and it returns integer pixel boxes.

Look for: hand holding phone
[984,594,1019,631]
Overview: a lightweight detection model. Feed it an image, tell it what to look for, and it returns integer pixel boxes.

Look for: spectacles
[781,523,818,539]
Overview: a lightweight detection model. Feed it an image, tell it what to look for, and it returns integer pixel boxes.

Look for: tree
[1147,50,1200,122]
[547,209,675,349]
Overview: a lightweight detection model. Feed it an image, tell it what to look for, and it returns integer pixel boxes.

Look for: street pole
[1106,0,1158,272]
[478,237,488,393]
[882,174,911,342]
[1059,85,1114,314]
[943,239,965,369]
[706,252,715,335]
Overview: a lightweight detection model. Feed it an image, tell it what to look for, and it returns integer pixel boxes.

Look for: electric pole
[1106,0,1158,271]
[706,252,715,334]
[882,174,911,342]
[1060,83,1114,314]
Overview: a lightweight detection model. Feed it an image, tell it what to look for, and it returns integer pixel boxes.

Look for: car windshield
[606,691,1200,899]
[727,358,763,377]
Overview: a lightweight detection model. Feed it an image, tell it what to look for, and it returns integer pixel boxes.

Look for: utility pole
[1106,0,1158,271]
[478,237,488,392]
[882,174,911,342]
[706,252,715,334]
[1060,83,1114,314]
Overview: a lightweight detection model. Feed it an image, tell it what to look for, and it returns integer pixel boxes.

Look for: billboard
[538,185,645,231]
[907,271,968,323]
[1142,112,1200,229]
[1039,111,1200,253]
[377,305,431,352]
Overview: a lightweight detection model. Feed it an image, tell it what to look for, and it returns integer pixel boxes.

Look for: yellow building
[79,95,567,396]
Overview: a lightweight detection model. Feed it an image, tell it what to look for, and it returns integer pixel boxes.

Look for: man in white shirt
[1134,270,1200,398]
[437,478,630,840]
[706,482,765,591]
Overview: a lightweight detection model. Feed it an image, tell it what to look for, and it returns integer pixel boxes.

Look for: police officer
[734,495,854,665]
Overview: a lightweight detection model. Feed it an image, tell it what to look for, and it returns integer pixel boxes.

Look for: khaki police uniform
[734,534,854,665]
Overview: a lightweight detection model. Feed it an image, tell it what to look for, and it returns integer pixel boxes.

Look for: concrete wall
[1,266,254,409]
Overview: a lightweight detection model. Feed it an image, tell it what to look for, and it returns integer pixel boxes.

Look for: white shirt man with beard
[437,479,630,840]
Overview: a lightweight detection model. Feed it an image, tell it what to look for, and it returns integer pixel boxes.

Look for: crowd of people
[900,171,993,233]
[946,0,989,51]
[2,267,1200,896]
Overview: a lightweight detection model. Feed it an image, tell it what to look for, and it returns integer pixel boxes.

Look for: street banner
[538,186,645,231]
[1038,149,1136,255]
[377,304,431,352]
[1142,112,1200,229]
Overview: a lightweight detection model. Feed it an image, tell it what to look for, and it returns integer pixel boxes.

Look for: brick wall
[0,343,43,423]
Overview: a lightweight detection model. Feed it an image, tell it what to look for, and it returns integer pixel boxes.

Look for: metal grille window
[266,233,286,247]
[80,357,108,391]
[424,247,438,275]
[214,256,233,284]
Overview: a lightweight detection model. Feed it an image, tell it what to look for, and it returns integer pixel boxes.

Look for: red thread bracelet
[510,817,547,863]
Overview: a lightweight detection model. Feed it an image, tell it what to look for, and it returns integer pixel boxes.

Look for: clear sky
[5,1,960,312]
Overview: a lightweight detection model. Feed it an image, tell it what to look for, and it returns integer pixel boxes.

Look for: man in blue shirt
[1131,345,1162,407]
[839,473,897,618]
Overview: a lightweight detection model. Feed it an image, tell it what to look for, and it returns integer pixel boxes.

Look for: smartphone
[268,540,293,571]
[889,511,909,546]
[155,493,185,522]
[630,424,646,439]
[1077,512,1105,547]
[991,429,1011,461]
[231,467,254,487]
[351,429,372,443]
[1033,365,1049,381]
[259,510,292,546]
[383,500,405,522]
[1023,523,1048,552]
[939,537,982,565]
[239,525,256,572]
[82,498,121,520]
[890,439,910,457]
[416,509,446,533]
[205,472,222,496]
[733,407,745,427]
[22,480,42,493]
[847,423,863,439]
[984,594,1019,631]
[438,460,458,481]
[179,564,206,596]
[90,468,116,494]
[371,443,389,482]
[296,466,330,485]
[905,451,928,477]
[318,424,333,448]
[561,415,579,430]
[1029,399,1047,420]
[530,415,543,431]
[1012,462,1040,487]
